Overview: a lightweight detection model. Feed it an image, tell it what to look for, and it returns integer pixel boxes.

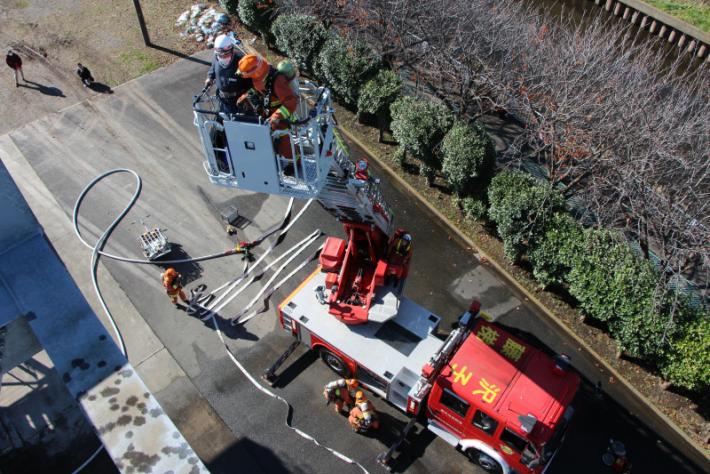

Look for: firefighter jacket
[251,68,298,124]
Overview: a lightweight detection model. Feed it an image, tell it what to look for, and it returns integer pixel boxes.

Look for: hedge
[567,229,655,326]
[442,120,496,197]
[271,14,327,72]
[238,0,276,42]
[487,170,565,261]
[528,212,584,288]
[390,96,453,185]
[313,34,381,107]
[661,314,710,392]
[358,70,402,119]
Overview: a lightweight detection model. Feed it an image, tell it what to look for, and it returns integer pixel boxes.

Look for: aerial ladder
[193,75,408,325]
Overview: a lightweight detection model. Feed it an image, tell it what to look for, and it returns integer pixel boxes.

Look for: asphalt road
[1,52,703,474]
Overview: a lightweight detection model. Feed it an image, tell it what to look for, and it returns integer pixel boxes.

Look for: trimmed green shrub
[487,170,565,261]
[390,96,453,185]
[661,314,710,392]
[238,0,276,41]
[610,289,695,362]
[271,14,327,71]
[528,212,584,288]
[313,34,381,107]
[442,121,496,197]
[458,196,488,221]
[568,229,632,322]
[568,228,695,363]
[358,70,402,119]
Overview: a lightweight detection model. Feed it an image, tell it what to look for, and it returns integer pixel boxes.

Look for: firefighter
[237,54,298,161]
[348,391,380,433]
[393,232,412,257]
[162,268,188,307]
[323,378,359,414]
[204,34,249,115]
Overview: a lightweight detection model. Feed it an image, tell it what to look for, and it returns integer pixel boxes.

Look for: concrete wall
[591,0,710,61]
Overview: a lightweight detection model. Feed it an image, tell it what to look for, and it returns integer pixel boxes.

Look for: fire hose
[71,169,369,474]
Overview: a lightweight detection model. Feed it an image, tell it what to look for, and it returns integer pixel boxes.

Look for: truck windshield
[501,428,541,468]
[541,407,572,462]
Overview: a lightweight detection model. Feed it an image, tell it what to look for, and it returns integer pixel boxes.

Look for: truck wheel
[467,450,502,473]
[320,348,352,377]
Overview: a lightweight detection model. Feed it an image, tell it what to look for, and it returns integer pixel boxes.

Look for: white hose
[73,169,241,265]
[206,304,371,474]
[198,229,322,319]
[203,199,314,315]
[71,169,368,474]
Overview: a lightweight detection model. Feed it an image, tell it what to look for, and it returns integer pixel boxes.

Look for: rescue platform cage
[193,80,345,200]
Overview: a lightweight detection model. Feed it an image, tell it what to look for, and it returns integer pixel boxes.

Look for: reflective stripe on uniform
[278,105,294,122]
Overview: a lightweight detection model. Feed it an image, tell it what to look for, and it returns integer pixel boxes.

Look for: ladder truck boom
[193,78,405,324]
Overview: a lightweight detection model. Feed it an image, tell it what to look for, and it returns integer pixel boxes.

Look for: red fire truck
[274,267,580,474]
[193,69,580,473]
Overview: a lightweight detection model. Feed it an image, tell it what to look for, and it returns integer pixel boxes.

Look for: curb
[336,124,710,469]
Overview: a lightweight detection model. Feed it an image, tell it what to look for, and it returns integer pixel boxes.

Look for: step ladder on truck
[192,76,581,474]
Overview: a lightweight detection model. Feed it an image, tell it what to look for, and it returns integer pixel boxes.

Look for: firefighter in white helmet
[323,378,359,414]
[348,391,380,433]
[204,34,249,115]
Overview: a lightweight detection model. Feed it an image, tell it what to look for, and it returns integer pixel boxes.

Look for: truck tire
[467,449,502,473]
[320,348,352,377]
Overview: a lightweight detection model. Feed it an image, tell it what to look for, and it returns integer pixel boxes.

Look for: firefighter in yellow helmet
[348,390,380,432]
[323,378,359,414]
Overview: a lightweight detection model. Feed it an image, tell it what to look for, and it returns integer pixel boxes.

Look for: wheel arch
[459,439,511,474]
[310,336,357,376]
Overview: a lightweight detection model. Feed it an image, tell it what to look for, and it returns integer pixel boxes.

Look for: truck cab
[426,319,580,474]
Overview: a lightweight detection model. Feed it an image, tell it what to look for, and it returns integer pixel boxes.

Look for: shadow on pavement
[18,80,65,97]
[147,42,210,66]
[271,350,317,389]
[207,437,294,474]
[87,82,114,94]
[197,311,259,341]
[153,243,204,284]
[379,420,438,473]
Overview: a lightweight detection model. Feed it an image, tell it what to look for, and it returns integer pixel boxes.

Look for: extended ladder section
[193,81,394,237]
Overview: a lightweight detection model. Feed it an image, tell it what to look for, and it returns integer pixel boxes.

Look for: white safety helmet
[403,233,412,242]
[214,34,234,67]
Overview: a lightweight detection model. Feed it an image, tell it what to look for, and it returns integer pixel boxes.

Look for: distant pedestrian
[6,50,25,87]
[76,63,94,87]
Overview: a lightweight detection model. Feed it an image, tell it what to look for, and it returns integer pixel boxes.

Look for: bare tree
[285,0,709,302]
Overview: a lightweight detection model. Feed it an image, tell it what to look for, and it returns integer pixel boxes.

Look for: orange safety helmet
[346,379,359,390]
[164,268,178,279]
[238,54,269,80]
[355,391,367,404]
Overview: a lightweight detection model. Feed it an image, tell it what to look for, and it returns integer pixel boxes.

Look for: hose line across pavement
[71,169,369,474]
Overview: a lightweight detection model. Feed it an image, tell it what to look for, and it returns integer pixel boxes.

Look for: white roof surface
[283,271,445,385]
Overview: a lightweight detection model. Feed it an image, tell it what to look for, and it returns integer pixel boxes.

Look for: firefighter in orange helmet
[162,268,188,307]
[348,391,380,432]
[323,378,359,414]
[237,54,298,160]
